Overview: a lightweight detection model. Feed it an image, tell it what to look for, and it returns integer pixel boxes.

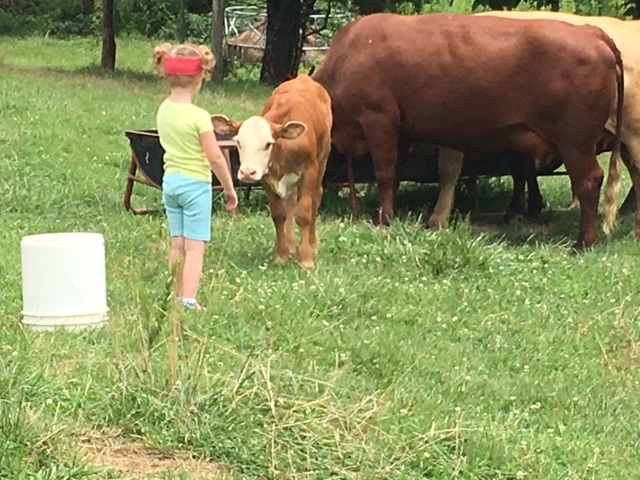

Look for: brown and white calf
[212,74,332,269]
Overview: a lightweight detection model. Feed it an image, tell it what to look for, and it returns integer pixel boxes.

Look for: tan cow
[212,74,332,269]
[431,12,640,238]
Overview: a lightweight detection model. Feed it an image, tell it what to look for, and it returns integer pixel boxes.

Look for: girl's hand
[225,189,238,215]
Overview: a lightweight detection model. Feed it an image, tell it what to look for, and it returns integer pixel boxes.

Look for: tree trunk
[260,0,304,86]
[210,0,225,83]
[101,0,116,71]
[178,0,186,43]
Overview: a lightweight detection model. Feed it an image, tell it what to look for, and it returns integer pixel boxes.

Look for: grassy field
[2,35,640,480]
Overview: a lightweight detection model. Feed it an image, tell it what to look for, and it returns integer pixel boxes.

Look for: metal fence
[224,6,351,51]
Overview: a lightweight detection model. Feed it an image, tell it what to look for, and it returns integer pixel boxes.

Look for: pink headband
[164,56,202,76]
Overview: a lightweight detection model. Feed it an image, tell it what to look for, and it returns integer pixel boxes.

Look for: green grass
[2,35,640,479]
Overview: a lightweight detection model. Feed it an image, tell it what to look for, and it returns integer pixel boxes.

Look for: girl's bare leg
[168,235,186,298]
[181,238,206,303]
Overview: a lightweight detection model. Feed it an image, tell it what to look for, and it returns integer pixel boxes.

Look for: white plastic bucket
[21,232,109,330]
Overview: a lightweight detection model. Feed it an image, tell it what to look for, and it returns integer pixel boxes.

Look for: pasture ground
[2,35,640,479]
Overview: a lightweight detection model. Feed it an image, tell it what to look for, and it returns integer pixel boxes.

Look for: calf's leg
[266,189,295,265]
[284,189,297,256]
[309,183,323,253]
[295,175,318,269]
[310,149,330,254]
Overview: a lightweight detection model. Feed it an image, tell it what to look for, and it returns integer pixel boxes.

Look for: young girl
[153,42,238,310]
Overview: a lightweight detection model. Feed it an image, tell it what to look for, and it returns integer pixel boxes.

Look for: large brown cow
[434,13,640,231]
[475,11,640,236]
[312,13,623,250]
[211,74,332,269]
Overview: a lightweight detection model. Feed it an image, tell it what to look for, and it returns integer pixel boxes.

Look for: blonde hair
[152,42,216,88]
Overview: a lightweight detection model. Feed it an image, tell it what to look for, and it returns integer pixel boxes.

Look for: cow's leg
[566,179,579,210]
[620,138,640,240]
[503,157,530,223]
[428,147,464,229]
[562,150,603,250]
[526,169,545,217]
[266,189,294,266]
[360,115,400,225]
[295,174,320,269]
[618,187,635,215]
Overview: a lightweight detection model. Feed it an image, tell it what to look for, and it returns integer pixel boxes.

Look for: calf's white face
[235,116,275,182]
[211,113,308,183]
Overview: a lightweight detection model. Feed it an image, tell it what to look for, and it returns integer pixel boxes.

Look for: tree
[211,0,225,83]
[259,0,310,86]
[179,0,187,42]
[101,0,116,71]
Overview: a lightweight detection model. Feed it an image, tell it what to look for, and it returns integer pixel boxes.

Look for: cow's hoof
[570,241,593,253]
[528,203,545,218]
[371,209,392,227]
[274,256,290,266]
[427,216,445,230]
[500,209,527,225]
[499,213,514,225]
[299,259,314,269]
[619,203,634,216]
[566,198,579,210]
[371,218,390,228]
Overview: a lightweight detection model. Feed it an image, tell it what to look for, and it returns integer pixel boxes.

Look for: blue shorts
[162,173,212,242]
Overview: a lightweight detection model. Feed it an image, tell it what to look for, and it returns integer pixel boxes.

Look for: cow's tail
[601,30,624,236]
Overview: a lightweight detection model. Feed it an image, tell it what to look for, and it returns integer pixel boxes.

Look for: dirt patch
[77,429,219,479]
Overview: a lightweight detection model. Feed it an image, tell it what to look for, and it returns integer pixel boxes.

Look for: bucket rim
[21,307,110,317]
[21,232,104,244]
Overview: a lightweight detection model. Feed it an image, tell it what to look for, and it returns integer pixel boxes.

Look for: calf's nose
[238,166,257,181]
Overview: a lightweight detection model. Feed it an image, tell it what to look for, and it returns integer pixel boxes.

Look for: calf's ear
[211,114,241,135]
[275,121,307,140]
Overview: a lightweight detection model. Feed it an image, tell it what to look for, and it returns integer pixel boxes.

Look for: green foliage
[421,0,477,13]
[4,35,640,479]
[0,0,98,36]
[1,0,637,38]
[114,0,179,37]
[559,0,577,12]
[512,0,553,10]
[576,0,635,17]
